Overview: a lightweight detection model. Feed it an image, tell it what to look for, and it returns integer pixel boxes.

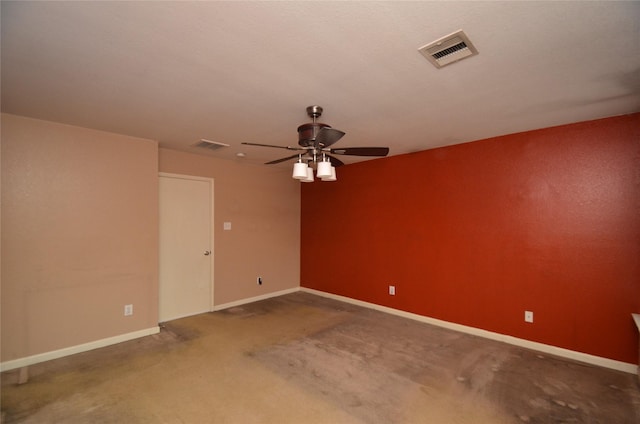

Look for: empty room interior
[1,2,639,423]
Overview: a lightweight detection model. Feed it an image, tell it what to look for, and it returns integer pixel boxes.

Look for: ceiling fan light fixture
[301,166,314,183]
[321,166,337,182]
[316,159,333,178]
[292,161,308,179]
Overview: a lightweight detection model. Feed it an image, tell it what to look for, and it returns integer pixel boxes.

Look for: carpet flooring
[2,292,639,423]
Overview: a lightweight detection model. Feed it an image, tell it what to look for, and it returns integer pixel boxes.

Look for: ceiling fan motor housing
[297,123,330,147]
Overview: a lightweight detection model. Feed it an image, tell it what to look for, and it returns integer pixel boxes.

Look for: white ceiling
[2,1,639,167]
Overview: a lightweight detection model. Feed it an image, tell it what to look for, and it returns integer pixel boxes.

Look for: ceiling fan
[241,106,389,176]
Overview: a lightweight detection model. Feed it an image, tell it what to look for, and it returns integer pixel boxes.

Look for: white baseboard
[0,326,160,372]
[0,287,298,372]
[3,288,635,376]
[213,287,299,311]
[300,287,638,375]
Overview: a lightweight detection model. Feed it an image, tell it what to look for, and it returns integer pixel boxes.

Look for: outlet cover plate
[524,310,533,323]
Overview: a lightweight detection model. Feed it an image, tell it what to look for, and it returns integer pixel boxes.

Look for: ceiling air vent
[418,30,478,69]
[193,139,230,151]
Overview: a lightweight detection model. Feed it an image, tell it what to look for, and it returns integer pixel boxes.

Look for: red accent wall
[301,114,640,364]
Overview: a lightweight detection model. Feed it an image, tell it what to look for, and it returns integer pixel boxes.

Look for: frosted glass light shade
[316,161,333,178]
[292,162,308,179]
[321,166,337,181]
[301,166,314,182]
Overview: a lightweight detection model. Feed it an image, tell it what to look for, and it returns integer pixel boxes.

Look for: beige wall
[1,114,159,363]
[1,114,301,364]
[159,148,300,306]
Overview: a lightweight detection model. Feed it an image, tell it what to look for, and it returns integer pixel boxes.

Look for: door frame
[158,172,215,318]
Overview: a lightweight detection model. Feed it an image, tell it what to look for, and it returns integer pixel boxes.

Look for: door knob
[204,250,211,256]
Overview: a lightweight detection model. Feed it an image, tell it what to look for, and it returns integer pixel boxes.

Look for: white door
[159,174,213,322]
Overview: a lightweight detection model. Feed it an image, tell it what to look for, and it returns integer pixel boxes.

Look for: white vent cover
[193,139,230,151]
[418,30,478,69]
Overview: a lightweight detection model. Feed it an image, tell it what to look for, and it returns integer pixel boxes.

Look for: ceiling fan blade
[328,147,390,157]
[327,154,345,167]
[242,142,305,151]
[265,154,303,165]
[315,127,345,148]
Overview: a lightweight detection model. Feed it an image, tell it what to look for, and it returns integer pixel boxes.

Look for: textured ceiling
[2,1,639,167]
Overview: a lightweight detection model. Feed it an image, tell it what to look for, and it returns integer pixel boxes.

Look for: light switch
[223,222,231,230]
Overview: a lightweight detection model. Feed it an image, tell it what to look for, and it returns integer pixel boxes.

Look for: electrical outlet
[124,304,133,316]
[524,310,533,323]
[389,285,396,296]
[257,277,262,286]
